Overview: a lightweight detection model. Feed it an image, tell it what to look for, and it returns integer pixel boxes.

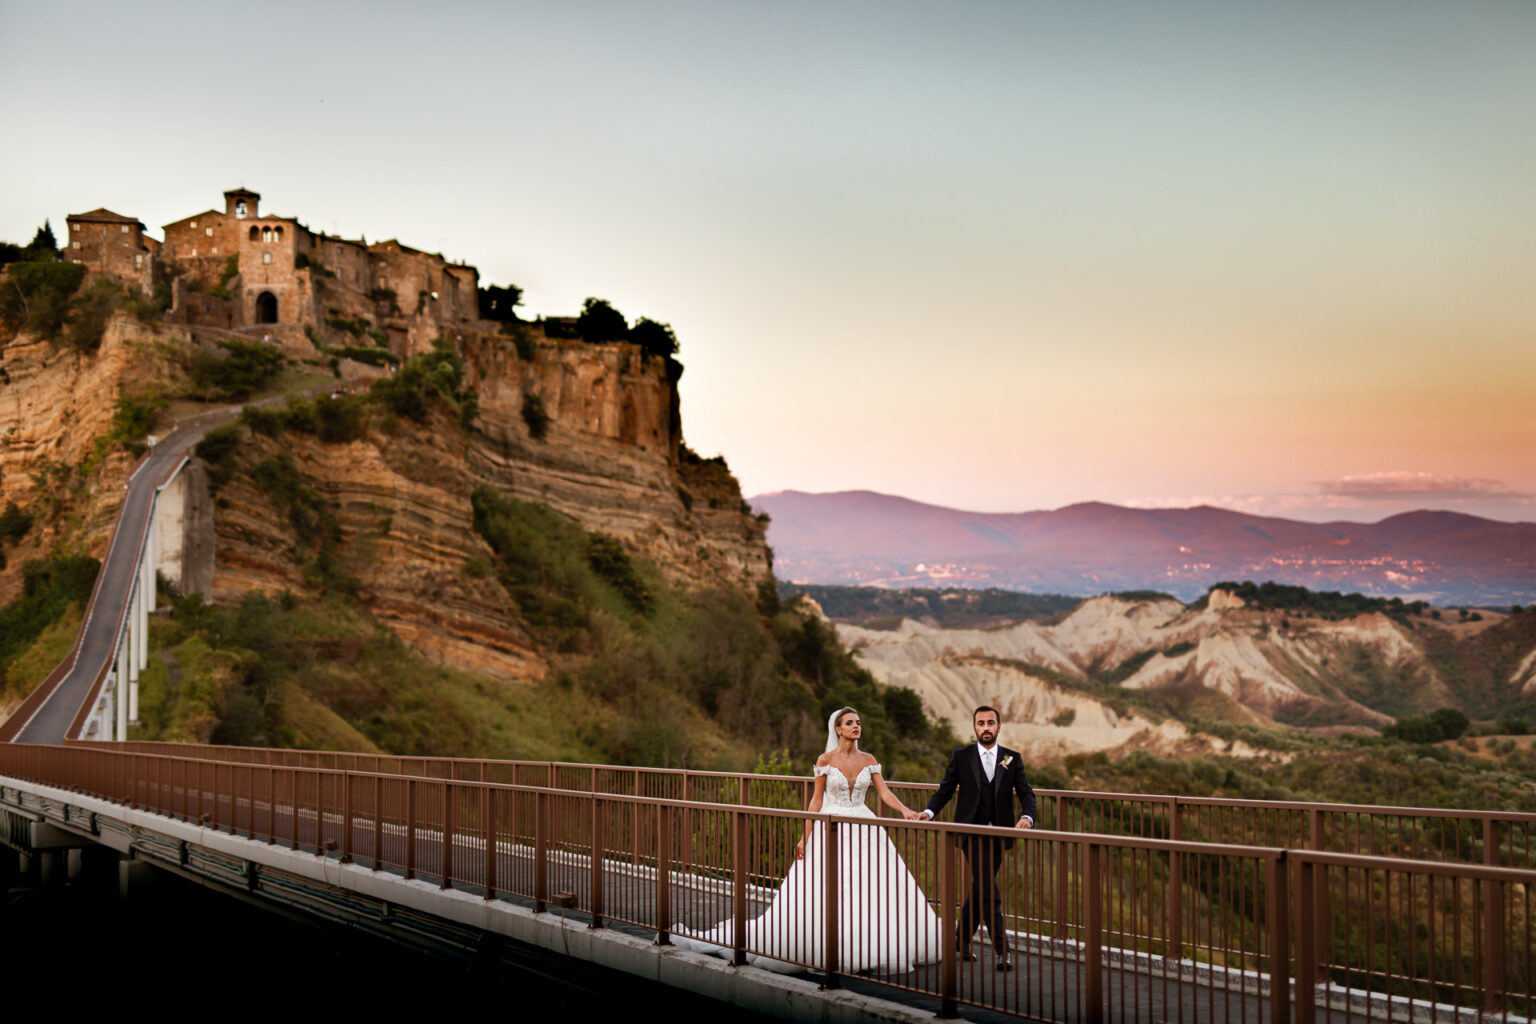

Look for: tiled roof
[68,208,142,226]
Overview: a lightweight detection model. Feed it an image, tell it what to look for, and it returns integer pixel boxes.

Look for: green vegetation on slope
[0,554,98,701]
[1197,580,1428,622]
[782,583,1080,630]
[470,486,957,778]
[1057,730,1536,813]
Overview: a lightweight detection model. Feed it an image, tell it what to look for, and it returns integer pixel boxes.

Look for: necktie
[983,748,994,781]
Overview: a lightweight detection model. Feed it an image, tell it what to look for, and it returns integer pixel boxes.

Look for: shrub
[0,502,33,544]
[194,422,244,488]
[576,297,627,342]
[63,279,123,351]
[313,393,368,442]
[320,344,399,367]
[502,322,536,361]
[587,534,653,615]
[521,393,549,439]
[111,391,167,448]
[369,340,476,429]
[629,317,677,360]
[208,255,240,299]
[188,339,286,400]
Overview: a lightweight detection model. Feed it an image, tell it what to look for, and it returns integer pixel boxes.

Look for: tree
[629,317,677,360]
[576,297,627,342]
[25,221,58,260]
[478,283,523,323]
[1428,707,1470,741]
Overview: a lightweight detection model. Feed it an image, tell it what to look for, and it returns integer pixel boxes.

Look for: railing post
[482,785,495,900]
[1084,841,1103,1024]
[1167,796,1183,960]
[823,817,839,988]
[404,779,416,879]
[1296,857,1317,1024]
[341,772,353,862]
[289,770,299,850]
[1055,796,1071,941]
[940,829,958,1018]
[441,781,454,889]
[681,772,693,867]
[1267,853,1290,1024]
[656,804,672,945]
[534,791,547,912]
[590,797,605,928]
[1483,818,1506,1015]
[266,766,275,844]
[1309,806,1326,974]
[372,776,382,869]
[731,809,747,965]
[313,768,325,856]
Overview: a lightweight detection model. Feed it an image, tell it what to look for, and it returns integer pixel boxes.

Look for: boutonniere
[1000,755,1014,770]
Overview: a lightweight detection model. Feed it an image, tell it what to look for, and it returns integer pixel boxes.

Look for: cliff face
[458,332,770,591]
[0,317,175,603]
[0,311,771,681]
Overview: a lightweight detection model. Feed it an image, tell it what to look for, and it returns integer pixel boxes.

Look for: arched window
[274,226,283,242]
[261,227,273,243]
[249,226,259,241]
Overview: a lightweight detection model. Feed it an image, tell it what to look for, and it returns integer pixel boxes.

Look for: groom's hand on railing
[1015,816,1033,829]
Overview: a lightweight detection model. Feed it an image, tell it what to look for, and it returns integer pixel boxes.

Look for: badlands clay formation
[836,591,1473,763]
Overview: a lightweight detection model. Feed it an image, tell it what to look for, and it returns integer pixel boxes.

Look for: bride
[673,707,943,974]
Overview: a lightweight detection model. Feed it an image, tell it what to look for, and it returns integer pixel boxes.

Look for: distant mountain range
[748,491,1536,606]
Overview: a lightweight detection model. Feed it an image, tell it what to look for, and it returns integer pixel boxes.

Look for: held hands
[1015,816,1034,830]
[902,809,923,821]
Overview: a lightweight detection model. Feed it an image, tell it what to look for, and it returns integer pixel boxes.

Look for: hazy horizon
[3,1,1531,524]
[748,487,1536,527]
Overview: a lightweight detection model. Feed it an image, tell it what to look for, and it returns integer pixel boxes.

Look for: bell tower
[224,187,260,220]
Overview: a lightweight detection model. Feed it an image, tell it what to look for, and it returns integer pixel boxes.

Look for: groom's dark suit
[925,744,1037,956]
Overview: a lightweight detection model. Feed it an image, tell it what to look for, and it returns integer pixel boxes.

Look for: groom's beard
[977,731,996,746]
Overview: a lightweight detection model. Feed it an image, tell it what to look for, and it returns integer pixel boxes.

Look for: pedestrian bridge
[2,742,1531,1023]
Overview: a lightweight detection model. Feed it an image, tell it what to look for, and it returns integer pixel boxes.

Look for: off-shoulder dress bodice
[815,762,881,815]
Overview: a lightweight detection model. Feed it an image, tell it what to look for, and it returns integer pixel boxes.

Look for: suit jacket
[925,743,1037,830]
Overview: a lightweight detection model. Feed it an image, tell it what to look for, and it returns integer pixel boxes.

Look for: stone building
[65,187,483,353]
[64,209,156,293]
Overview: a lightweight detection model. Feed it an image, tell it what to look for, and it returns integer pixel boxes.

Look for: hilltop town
[61,187,481,354]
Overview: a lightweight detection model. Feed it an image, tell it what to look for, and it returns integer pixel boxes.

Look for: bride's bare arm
[796,761,829,858]
[869,770,914,818]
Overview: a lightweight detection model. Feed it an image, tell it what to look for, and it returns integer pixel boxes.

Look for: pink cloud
[1318,471,1533,501]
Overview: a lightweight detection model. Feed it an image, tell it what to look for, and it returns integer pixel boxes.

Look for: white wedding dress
[673,763,943,974]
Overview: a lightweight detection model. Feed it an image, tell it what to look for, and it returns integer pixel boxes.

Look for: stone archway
[255,291,278,324]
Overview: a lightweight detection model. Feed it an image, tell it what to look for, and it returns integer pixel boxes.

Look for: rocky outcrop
[0,315,166,602]
[461,331,769,590]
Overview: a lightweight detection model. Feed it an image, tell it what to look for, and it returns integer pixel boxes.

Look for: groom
[914,705,1035,969]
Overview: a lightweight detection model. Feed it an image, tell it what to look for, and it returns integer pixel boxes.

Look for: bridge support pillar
[38,850,63,887]
[118,856,157,899]
[115,635,130,742]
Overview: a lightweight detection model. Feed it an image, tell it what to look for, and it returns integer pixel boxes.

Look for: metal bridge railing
[78,741,1536,870]
[5,743,1530,1023]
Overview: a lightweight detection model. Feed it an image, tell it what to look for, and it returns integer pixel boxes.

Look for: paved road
[11,394,311,744]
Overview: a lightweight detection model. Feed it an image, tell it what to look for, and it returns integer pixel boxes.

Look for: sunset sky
[3,1,1531,523]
